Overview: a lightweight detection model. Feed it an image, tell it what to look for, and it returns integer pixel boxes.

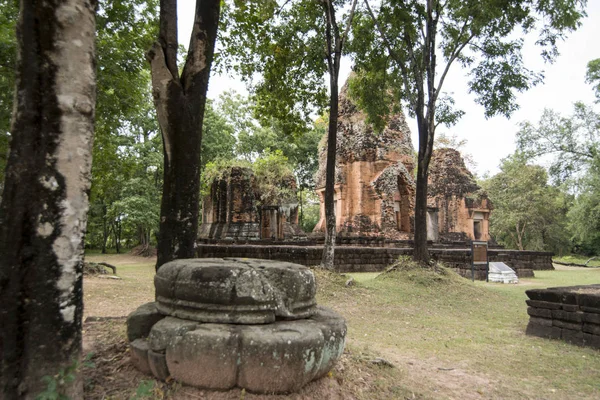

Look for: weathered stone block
[552,319,581,331]
[166,324,239,390]
[582,312,600,324]
[551,310,583,323]
[529,317,552,327]
[527,307,552,318]
[583,333,600,349]
[238,321,325,393]
[525,300,561,310]
[148,317,198,352]
[148,349,170,381]
[582,323,600,336]
[526,322,561,340]
[155,258,317,324]
[130,339,151,375]
[581,306,600,314]
[126,302,165,342]
[561,329,584,346]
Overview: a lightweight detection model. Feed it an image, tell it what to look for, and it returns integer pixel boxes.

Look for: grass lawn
[83,254,600,399]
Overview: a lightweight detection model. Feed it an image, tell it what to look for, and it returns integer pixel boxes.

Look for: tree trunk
[321,82,339,270]
[101,202,108,254]
[0,1,96,398]
[151,0,220,270]
[413,119,433,264]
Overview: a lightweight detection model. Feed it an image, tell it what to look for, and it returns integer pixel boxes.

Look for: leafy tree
[0,1,96,397]
[149,0,221,269]
[349,0,585,263]
[222,0,358,269]
[517,102,599,183]
[568,158,600,255]
[587,58,600,102]
[202,99,236,170]
[481,154,571,253]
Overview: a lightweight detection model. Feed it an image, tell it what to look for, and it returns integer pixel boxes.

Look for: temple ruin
[199,165,305,240]
[313,83,416,239]
[427,148,492,242]
[313,80,492,243]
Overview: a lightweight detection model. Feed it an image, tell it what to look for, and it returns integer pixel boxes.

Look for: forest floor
[81,253,600,399]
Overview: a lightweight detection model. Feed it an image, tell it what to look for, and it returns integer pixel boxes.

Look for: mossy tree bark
[0,1,96,398]
[150,0,220,270]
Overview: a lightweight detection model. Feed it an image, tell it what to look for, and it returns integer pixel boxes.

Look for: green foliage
[35,355,93,400]
[220,0,329,136]
[481,153,571,253]
[568,158,600,255]
[214,91,321,190]
[517,102,599,183]
[202,99,236,170]
[586,58,600,102]
[253,150,296,204]
[202,150,296,206]
[349,0,585,122]
[130,380,155,399]
[298,189,320,232]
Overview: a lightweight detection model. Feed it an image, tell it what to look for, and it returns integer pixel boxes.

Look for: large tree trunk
[0,1,96,398]
[150,0,220,270]
[321,79,339,270]
[413,119,434,264]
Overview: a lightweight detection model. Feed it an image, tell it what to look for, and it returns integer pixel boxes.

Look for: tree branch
[340,0,359,50]
[159,0,179,81]
[434,20,474,103]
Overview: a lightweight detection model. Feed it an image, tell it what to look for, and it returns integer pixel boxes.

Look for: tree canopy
[347,0,586,262]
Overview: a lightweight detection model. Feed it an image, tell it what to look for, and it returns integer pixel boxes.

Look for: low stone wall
[525,285,600,349]
[196,244,553,278]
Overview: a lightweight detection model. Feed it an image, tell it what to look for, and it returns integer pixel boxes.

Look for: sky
[177,2,600,177]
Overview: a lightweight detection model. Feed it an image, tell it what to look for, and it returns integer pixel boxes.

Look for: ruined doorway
[474,220,482,240]
[261,207,281,239]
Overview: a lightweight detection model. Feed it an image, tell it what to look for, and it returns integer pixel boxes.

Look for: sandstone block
[526,322,561,340]
[238,321,325,393]
[561,329,584,346]
[551,310,583,323]
[130,339,151,375]
[148,349,169,380]
[582,323,600,336]
[148,317,198,352]
[527,307,552,318]
[155,258,317,324]
[583,333,600,349]
[126,302,165,342]
[525,300,561,310]
[582,312,600,324]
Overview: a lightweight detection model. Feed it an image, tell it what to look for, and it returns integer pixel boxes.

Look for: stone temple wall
[526,285,600,349]
[196,244,553,278]
[199,166,304,240]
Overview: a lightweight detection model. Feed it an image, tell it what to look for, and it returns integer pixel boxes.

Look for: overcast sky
[178,2,599,177]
